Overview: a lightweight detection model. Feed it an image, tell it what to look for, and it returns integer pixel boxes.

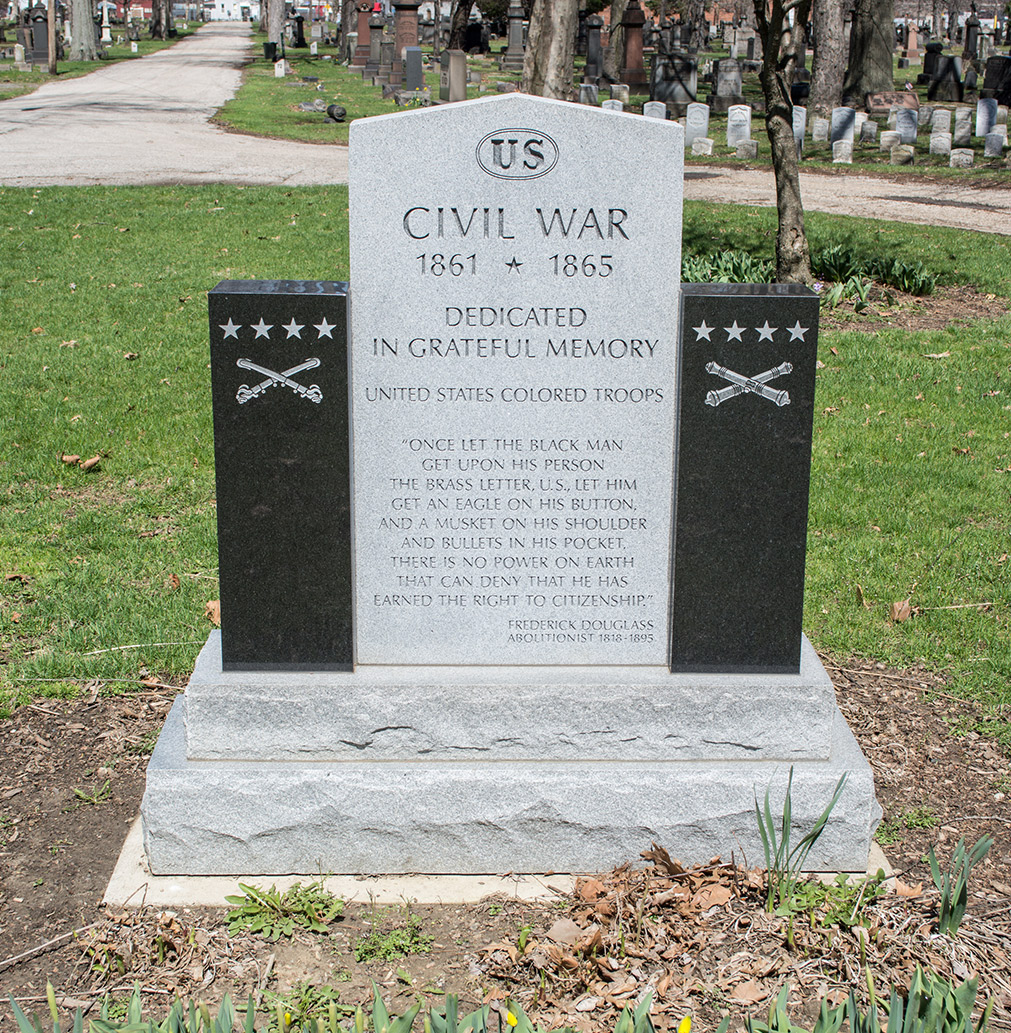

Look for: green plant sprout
[755,766,848,914]
[927,834,994,937]
[225,880,343,941]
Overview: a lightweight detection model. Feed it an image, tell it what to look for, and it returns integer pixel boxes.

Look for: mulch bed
[1,655,1010,1031]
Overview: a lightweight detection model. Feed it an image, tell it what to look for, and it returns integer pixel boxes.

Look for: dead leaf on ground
[5,573,30,584]
[692,883,733,909]
[167,574,181,591]
[80,456,101,472]
[62,454,81,465]
[546,917,583,945]
[123,352,139,360]
[923,351,951,359]
[895,879,924,897]
[576,878,608,902]
[856,584,873,609]
[890,599,912,622]
[204,600,221,626]
[642,841,684,876]
[731,980,768,1004]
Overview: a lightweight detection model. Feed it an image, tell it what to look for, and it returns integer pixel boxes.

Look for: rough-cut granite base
[141,634,880,876]
[184,633,834,762]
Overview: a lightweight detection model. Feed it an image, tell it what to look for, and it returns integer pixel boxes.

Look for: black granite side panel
[670,284,820,674]
[208,281,352,670]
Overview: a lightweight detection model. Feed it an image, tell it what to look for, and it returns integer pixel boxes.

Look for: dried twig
[0,923,101,973]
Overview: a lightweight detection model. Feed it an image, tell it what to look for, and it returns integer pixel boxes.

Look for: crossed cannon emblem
[235,357,323,405]
[704,360,792,408]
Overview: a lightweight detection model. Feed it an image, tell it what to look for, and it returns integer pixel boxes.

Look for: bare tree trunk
[808,0,845,115]
[930,0,942,37]
[602,0,627,80]
[522,0,578,97]
[841,0,894,105]
[687,0,707,49]
[337,0,355,60]
[752,0,813,283]
[48,0,57,72]
[267,0,284,45]
[945,1,956,41]
[68,0,98,56]
[449,0,472,48]
[151,0,170,39]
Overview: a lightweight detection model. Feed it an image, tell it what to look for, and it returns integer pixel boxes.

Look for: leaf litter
[0,661,1010,1030]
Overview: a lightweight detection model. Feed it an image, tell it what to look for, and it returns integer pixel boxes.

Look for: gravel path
[1,23,1008,236]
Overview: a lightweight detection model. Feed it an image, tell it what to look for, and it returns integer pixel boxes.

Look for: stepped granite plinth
[141,632,879,875]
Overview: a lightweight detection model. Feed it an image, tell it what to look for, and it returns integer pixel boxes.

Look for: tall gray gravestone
[141,94,879,877]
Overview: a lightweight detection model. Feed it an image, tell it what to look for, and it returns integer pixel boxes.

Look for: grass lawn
[1,186,1009,743]
[0,22,202,100]
[212,33,1010,178]
[214,32,517,144]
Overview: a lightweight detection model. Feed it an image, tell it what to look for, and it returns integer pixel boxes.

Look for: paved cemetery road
[0,24,1008,238]
[684,167,1011,236]
[0,23,349,187]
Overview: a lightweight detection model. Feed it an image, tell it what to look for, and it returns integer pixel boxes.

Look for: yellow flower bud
[678,1017,692,1033]
[506,1011,519,1027]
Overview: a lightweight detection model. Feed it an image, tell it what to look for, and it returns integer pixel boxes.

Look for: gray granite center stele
[348,95,683,665]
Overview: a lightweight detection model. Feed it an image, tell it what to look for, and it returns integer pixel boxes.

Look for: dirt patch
[819,284,1009,332]
[1,663,1010,1031]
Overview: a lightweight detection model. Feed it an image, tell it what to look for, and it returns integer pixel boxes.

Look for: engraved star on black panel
[505,257,523,272]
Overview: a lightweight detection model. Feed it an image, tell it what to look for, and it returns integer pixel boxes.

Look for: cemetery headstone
[792,106,806,157]
[929,131,952,153]
[983,131,1004,155]
[309,41,318,55]
[438,48,466,103]
[274,59,287,77]
[620,0,648,87]
[865,90,918,113]
[953,105,972,144]
[830,106,855,143]
[949,146,973,165]
[611,83,630,104]
[691,136,714,154]
[130,40,138,52]
[896,106,918,143]
[602,98,624,111]
[918,104,934,125]
[350,4,372,71]
[736,139,758,159]
[651,53,698,107]
[584,14,603,82]
[879,129,901,149]
[976,96,998,135]
[578,83,599,105]
[389,0,421,87]
[832,139,853,162]
[711,56,743,111]
[931,107,952,132]
[812,117,829,141]
[140,94,880,880]
[726,103,751,146]
[928,54,963,101]
[981,55,1011,105]
[859,120,878,142]
[643,100,667,119]
[686,101,711,147]
[404,46,424,91]
[500,2,525,71]
[891,143,915,163]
